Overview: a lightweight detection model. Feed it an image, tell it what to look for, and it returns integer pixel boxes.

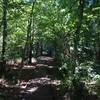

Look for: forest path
[0,56,62,100]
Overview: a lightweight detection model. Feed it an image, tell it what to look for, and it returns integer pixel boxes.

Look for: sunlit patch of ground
[0,56,62,100]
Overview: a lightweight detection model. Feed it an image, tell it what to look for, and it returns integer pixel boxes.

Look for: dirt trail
[0,56,61,100]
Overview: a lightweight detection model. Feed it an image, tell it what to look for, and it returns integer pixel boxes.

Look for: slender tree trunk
[40,42,43,56]
[21,2,35,66]
[73,0,85,74]
[28,39,33,64]
[28,10,35,64]
[0,0,8,77]
[96,42,100,64]
[73,1,85,99]
[35,42,39,57]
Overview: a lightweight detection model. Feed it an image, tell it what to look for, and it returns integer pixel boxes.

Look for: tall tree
[73,0,85,74]
[21,1,35,65]
[0,0,8,77]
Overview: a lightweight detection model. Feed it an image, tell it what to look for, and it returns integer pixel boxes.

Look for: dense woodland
[0,0,100,100]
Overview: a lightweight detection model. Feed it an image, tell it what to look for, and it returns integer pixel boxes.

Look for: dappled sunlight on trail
[0,56,61,100]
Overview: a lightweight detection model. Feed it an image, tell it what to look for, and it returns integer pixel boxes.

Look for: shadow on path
[0,56,61,100]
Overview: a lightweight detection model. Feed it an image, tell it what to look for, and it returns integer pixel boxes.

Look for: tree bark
[21,2,35,66]
[72,1,85,99]
[0,0,8,77]
[73,0,85,74]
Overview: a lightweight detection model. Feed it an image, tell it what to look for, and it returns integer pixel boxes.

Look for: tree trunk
[28,41,33,64]
[73,0,85,74]
[73,0,85,99]
[21,2,35,66]
[0,0,8,77]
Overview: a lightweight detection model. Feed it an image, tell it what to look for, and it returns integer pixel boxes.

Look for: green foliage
[0,0,100,97]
